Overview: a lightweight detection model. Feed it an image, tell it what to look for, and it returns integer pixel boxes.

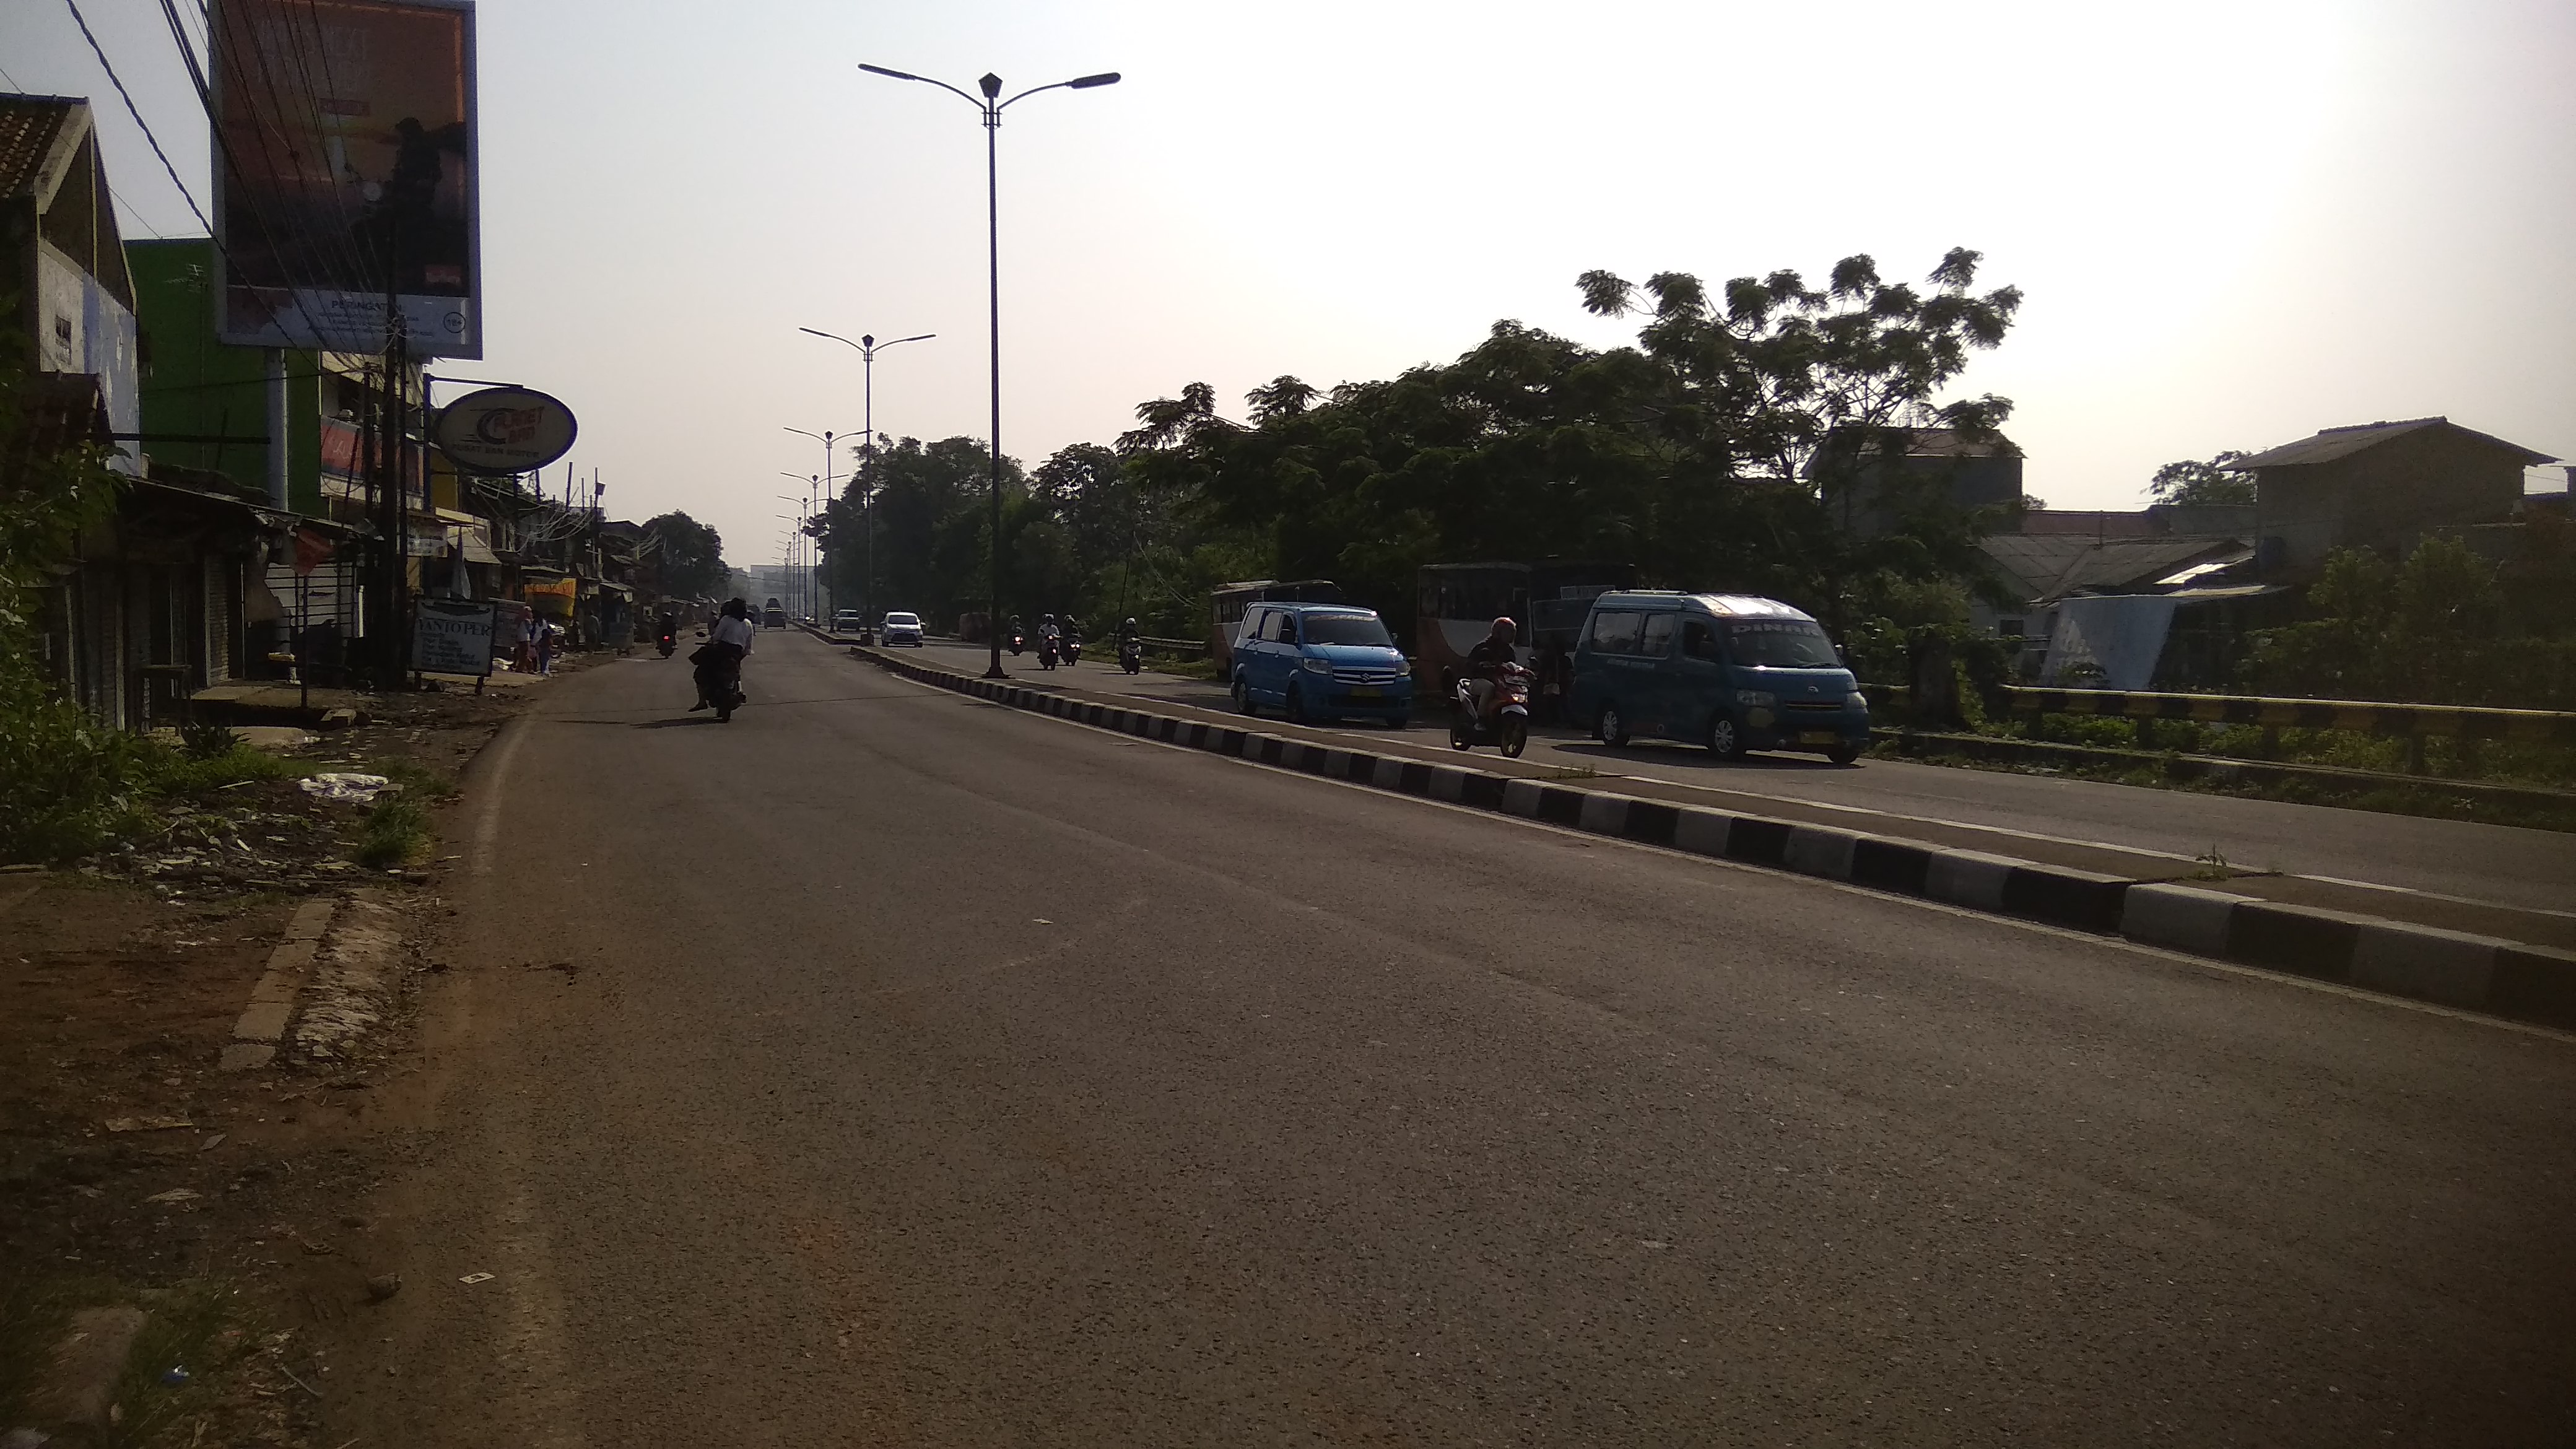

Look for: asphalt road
[908,640,2576,921]
[339,632,2576,1447]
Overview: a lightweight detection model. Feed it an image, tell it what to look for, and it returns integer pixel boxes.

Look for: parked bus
[1208,578,1342,679]
[1415,560,1633,720]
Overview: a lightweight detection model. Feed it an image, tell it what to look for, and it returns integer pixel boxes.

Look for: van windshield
[1302,613,1394,648]
[1727,619,1840,668]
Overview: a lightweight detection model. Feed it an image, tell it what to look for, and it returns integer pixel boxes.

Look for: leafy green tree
[1,324,145,860]
[2147,451,2253,507]
[642,511,728,598]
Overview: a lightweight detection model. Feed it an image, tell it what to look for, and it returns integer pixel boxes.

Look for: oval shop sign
[431,387,580,475]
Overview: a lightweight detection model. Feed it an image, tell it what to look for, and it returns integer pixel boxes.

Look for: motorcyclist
[691,598,755,716]
[1461,616,1518,721]
[655,606,679,651]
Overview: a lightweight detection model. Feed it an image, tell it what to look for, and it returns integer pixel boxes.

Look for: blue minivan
[1567,592,1869,763]
[1229,601,1413,726]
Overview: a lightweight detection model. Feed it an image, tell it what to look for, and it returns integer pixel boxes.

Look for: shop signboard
[209,0,481,356]
[412,597,495,676]
[430,386,577,474]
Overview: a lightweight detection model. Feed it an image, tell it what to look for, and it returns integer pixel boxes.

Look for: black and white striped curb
[858,647,2576,1030]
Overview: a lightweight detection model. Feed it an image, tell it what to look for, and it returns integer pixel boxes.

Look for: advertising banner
[412,597,495,676]
[209,0,481,356]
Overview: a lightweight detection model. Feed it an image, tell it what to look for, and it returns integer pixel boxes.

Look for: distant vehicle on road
[762,597,787,629]
[1569,591,1868,764]
[879,611,925,646]
[1229,601,1411,726]
[832,609,864,635]
[1209,578,1341,682]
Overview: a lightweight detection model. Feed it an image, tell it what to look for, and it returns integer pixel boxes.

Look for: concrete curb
[856,646,2576,1030]
[219,898,336,1071]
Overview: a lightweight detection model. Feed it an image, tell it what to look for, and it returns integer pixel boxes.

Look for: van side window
[1260,611,1291,643]
[1277,613,1300,645]
[1683,619,1720,661]
[1639,613,1676,658]
[1587,610,1643,654]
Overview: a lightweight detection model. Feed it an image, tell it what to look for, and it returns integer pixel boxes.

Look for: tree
[641,511,727,599]
[2147,451,2253,507]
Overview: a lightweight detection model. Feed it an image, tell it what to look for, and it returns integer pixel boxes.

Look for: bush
[0,656,147,863]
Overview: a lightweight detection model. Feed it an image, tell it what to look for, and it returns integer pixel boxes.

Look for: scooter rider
[655,606,679,654]
[1461,616,1518,721]
[691,598,755,715]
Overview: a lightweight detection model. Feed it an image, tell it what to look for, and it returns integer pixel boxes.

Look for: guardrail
[1862,683,2576,746]
[1139,635,1208,659]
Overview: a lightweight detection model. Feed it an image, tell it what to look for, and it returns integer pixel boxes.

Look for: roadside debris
[299,773,394,805]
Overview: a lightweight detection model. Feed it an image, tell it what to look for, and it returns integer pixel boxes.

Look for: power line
[61,0,339,352]
[62,0,219,237]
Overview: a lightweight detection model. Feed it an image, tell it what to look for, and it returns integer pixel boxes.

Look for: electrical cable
[63,0,339,354]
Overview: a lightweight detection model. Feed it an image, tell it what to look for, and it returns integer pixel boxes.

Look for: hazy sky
[8,0,2572,568]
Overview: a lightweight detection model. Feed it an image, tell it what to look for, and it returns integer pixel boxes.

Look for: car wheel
[1234,676,1257,716]
[1285,685,1310,725]
[1596,703,1630,747]
[1827,743,1861,766]
[1707,713,1746,759]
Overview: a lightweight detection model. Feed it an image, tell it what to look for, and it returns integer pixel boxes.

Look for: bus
[1208,579,1342,680]
[1415,560,1634,720]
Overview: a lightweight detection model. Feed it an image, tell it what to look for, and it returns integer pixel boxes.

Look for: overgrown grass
[354,794,430,868]
[0,1274,251,1444]
[368,757,459,800]
[142,742,290,796]
[1151,655,1221,681]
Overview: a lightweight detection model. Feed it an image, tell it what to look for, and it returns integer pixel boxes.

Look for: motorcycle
[1063,635,1084,666]
[1118,637,1144,674]
[656,627,677,658]
[1008,629,1025,656]
[1038,634,1061,670]
[691,649,746,723]
[1449,662,1533,757]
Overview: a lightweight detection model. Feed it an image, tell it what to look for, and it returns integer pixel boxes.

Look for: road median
[845,642,2576,1032]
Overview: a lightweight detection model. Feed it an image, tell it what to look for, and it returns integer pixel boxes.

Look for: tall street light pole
[785,429,855,620]
[778,472,824,620]
[800,328,933,630]
[857,61,1120,679]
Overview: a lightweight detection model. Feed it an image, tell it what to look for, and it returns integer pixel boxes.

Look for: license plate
[1798,730,1838,746]
[1348,685,1382,698]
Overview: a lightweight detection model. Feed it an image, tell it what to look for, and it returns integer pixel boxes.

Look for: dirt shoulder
[0,653,596,1447]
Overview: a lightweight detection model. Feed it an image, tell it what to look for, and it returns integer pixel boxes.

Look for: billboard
[209,0,480,357]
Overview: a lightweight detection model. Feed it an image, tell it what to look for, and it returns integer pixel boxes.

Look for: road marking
[871,664,2576,1046]
[471,715,534,878]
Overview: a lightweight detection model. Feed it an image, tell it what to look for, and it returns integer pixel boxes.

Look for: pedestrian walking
[536,617,559,676]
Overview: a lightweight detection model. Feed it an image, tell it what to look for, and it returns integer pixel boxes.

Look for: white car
[880,611,925,646]
[832,610,864,635]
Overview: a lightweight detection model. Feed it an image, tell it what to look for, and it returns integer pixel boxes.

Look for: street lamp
[801,328,934,630]
[857,61,1121,679]
[784,431,855,620]
[777,472,824,621]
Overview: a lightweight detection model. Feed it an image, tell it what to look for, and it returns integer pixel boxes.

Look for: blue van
[1229,601,1413,726]
[1567,592,1869,763]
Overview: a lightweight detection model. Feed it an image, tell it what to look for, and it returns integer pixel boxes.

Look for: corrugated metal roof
[1980,534,2249,602]
[2231,417,2557,469]
[0,95,79,202]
